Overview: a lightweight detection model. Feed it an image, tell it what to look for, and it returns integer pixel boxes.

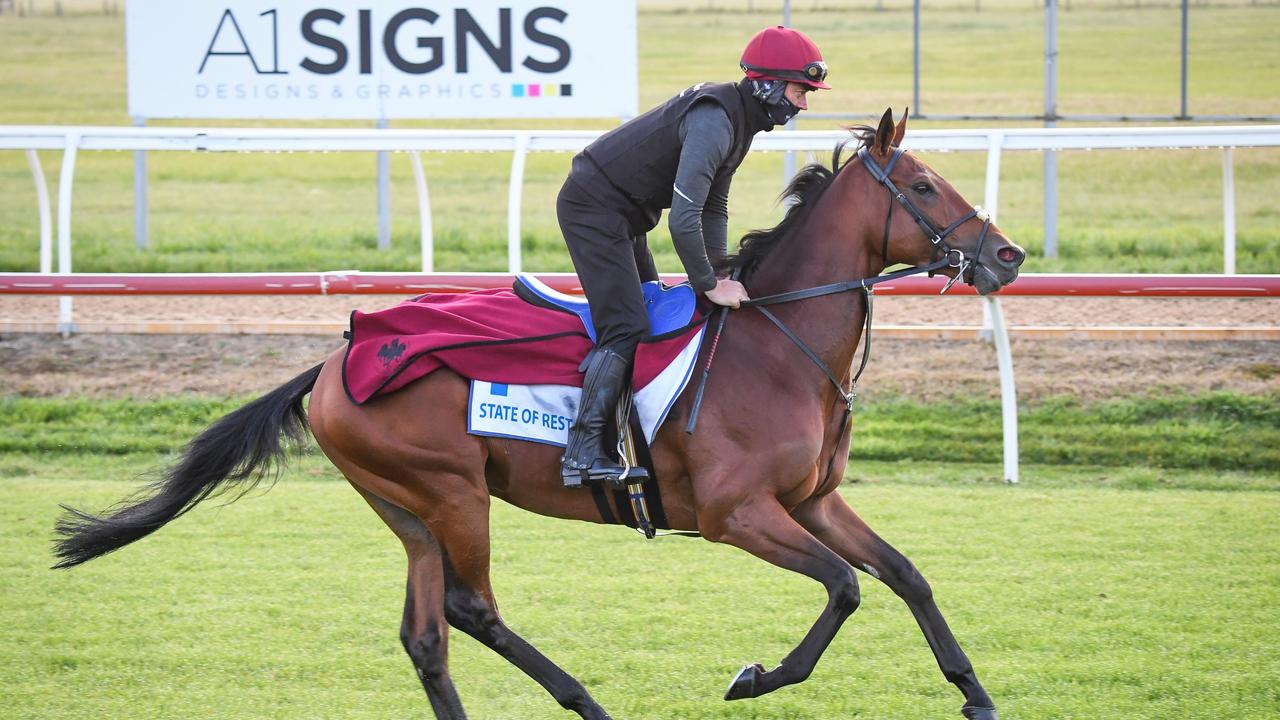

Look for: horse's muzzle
[970,241,1025,295]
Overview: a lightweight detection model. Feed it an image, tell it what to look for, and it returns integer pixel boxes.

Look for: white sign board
[126,0,637,119]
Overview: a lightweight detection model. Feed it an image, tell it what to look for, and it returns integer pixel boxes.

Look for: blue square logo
[511,84,525,98]
[490,382,509,396]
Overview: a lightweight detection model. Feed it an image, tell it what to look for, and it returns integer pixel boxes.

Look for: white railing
[3,124,1279,279]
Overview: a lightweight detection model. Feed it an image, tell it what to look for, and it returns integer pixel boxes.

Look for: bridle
[685,143,999,485]
[857,146,994,293]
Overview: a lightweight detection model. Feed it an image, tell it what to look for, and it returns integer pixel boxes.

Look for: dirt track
[2,294,1276,402]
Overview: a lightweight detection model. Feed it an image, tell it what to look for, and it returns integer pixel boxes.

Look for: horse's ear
[873,108,895,157]
[891,107,909,147]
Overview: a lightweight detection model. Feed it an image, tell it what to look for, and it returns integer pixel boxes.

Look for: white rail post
[132,116,148,249]
[26,149,52,274]
[409,152,433,273]
[979,134,1004,342]
[1222,147,1236,275]
[983,133,1003,224]
[987,296,1019,484]
[981,132,1019,483]
[507,133,529,273]
[376,118,391,251]
[56,132,80,335]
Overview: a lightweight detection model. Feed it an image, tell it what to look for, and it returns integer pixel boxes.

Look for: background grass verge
[3,392,1277,481]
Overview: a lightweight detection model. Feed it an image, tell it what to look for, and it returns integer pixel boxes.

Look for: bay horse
[53,109,1025,720]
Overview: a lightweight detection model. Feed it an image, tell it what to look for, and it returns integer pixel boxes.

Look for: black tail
[52,363,325,569]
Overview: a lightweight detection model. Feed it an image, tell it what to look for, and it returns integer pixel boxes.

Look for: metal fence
[3,124,1276,280]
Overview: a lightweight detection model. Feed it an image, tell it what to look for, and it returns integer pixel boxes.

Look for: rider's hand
[704,278,750,309]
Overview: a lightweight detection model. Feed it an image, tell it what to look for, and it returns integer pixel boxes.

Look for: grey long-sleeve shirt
[670,101,735,293]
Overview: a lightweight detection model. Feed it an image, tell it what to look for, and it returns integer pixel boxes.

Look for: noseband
[857,147,993,293]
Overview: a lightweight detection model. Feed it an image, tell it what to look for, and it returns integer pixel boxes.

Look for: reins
[686,143,994,486]
[683,259,948,435]
[737,261,950,486]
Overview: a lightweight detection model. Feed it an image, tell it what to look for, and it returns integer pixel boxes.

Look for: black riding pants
[557,178,659,360]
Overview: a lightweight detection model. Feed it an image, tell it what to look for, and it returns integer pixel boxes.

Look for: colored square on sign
[511,84,525,97]
[528,84,541,97]
[490,383,508,396]
[543,84,559,97]
[560,84,572,96]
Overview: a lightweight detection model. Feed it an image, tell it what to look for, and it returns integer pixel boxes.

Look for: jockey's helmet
[739,26,830,90]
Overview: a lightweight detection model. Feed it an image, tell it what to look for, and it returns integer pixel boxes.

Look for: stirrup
[561,462,649,490]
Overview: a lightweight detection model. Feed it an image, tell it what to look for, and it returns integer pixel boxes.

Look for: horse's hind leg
[426,495,614,720]
[353,486,468,719]
[794,492,997,720]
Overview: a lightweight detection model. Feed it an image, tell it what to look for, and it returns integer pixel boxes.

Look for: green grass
[3,391,1278,479]
[1,5,1278,275]
[0,396,242,454]
[853,393,1280,472]
[3,472,1278,719]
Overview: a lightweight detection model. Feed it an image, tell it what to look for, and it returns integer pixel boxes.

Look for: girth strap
[589,407,695,538]
[631,413,672,530]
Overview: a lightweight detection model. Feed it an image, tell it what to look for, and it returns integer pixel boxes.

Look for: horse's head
[860,108,1025,295]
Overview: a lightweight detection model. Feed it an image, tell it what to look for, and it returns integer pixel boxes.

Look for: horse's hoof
[961,705,999,720]
[723,663,766,701]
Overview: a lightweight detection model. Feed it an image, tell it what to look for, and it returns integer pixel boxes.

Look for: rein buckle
[940,257,969,294]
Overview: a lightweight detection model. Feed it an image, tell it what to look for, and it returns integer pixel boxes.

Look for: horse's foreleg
[698,495,861,700]
[794,492,998,720]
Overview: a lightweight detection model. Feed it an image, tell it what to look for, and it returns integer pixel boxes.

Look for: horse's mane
[718,125,878,281]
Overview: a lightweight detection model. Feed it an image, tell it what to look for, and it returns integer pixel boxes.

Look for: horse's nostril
[996,246,1023,265]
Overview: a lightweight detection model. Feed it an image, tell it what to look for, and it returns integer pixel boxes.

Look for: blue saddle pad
[513,274,698,342]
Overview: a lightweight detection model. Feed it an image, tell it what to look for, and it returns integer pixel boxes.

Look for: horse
[53,109,1025,720]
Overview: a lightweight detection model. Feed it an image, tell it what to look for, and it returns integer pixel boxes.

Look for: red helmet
[740,26,830,90]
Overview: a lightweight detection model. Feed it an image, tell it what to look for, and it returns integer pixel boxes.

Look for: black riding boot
[561,347,631,488]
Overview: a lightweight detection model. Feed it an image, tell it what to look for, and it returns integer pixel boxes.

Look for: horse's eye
[912,182,933,195]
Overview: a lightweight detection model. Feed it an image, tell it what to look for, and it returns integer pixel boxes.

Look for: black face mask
[749,79,800,126]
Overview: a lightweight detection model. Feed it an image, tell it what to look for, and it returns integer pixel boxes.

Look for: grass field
[3,467,1278,720]
[1,392,1277,716]
[1,4,1278,275]
[1,4,1278,718]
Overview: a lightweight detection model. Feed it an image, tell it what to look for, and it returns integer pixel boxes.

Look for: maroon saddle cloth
[342,288,705,405]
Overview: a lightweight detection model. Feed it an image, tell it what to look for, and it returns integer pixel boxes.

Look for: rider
[557,26,830,488]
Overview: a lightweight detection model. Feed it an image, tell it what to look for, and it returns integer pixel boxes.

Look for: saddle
[512,273,699,342]
[510,274,701,537]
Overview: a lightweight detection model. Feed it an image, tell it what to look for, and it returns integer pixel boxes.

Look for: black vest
[574,81,773,232]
